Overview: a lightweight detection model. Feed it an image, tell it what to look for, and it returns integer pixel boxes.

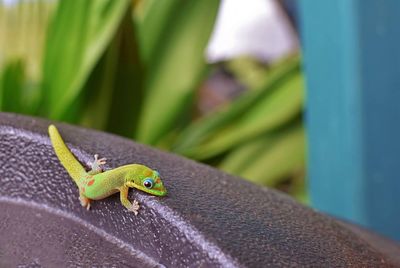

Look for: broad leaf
[80,9,144,137]
[188,72,303,159]
[136,0,220,144]
[174,55,301,159]
[0,59,24,112]
[220,123,305,187]
[41,0,130,120]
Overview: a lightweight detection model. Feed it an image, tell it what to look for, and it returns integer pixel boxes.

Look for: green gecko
[48,124,167,215]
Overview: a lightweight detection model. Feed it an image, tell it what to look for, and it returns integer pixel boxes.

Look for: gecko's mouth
[144,187,167,197]
[156,188,167,196]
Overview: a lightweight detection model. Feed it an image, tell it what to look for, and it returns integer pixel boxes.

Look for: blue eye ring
[143,178,154,189]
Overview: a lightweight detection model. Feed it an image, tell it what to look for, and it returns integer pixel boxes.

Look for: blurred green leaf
[41,0,130,120]
[136,0,220,144]
[217,131,280,176]
[137,0,181,64]
[0,59,24,112]
[79,28,120,130]
[226,57,270,90]
[0,59,41,115]
[220,123,305,187]
[174,55,302,159]
[105,12,144,137]
[80,8,144,137]
[190,72,303,159]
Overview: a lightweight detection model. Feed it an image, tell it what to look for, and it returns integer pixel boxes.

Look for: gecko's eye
[143,178,154,189]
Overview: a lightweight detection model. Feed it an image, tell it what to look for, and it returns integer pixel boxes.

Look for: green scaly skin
[48,124,167,215]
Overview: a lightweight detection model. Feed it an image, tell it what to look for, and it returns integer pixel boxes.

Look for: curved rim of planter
[0,112,399,267]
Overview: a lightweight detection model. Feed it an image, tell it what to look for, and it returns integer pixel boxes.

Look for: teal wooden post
[299,0,400,240]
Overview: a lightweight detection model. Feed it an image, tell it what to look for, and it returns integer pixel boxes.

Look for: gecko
[48,124,167,215]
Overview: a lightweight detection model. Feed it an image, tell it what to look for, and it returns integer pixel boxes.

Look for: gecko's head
[125,166,167,197]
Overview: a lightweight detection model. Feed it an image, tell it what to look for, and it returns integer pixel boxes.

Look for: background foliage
[0,0,306,201]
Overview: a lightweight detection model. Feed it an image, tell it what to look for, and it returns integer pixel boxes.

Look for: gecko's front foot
[90,154,107,173]
[128,200,140,215]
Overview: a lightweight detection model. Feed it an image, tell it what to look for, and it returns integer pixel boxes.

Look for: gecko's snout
[159,188,167,196]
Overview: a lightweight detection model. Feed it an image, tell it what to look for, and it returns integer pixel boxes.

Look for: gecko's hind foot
[94,154,107,165]
[90,154,107,172]
[80,196,91,210]
[128,200,140,215]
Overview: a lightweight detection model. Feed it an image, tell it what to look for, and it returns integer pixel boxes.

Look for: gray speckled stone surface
[0,112,399,267]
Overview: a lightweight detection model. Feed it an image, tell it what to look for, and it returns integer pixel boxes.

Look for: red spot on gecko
[87,179,95,186]
[81,187,85,193]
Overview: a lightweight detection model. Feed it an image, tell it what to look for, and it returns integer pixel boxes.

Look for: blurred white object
[206,0,298,63]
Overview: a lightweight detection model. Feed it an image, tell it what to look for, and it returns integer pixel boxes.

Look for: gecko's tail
[48,124,87,183]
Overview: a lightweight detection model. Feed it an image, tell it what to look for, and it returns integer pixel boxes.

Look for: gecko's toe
[93,154,106,166]
[79,196,91,211]
[128,200,140,215]
[98,158,107,165]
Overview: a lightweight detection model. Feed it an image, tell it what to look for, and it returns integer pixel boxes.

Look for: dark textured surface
[0,112,399,267]
[0,201,155,267]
